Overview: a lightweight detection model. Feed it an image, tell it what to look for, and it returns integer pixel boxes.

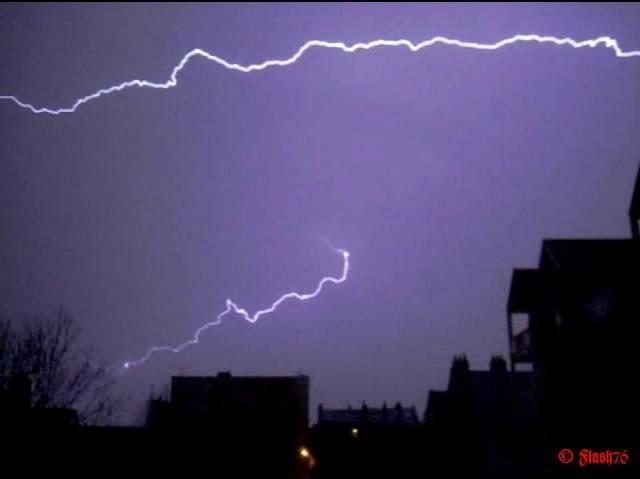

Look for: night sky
[2,3,640,424]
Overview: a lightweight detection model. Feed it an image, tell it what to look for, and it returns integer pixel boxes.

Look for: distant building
[310,401,423,478]
[0,373,79,429]
[147,372,310,479]
[424,355,543,479]
[318,401,419,427]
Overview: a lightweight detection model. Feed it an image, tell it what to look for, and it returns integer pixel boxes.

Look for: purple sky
[2,3,640,424]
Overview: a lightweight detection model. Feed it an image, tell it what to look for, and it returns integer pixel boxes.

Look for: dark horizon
[2,3,640,426]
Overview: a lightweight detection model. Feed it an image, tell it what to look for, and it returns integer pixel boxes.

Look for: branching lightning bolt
[2,35,640,115]
[122,247,349,370]
[5,33,638,367]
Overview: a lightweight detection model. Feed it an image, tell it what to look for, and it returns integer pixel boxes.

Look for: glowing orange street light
[299,446,316,468]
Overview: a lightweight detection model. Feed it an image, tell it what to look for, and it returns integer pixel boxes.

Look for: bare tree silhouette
[0,307,118,424]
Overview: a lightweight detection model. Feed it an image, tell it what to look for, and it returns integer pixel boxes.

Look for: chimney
[361,401,369,425]
[449,354,471,392]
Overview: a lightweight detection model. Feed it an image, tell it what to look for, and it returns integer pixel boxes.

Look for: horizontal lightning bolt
[2,35,639,115]
[122,247,349,370]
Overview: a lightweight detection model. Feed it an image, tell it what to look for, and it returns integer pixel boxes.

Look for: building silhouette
[310,401,423,478]
[424,355,543,478]
[422,163,640,477]
[0,373,79,429]
[147,372,311,478]
[502,163,640,476]
[507,241,639,448]
[317,401,419,427]
[1,371,310,477]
